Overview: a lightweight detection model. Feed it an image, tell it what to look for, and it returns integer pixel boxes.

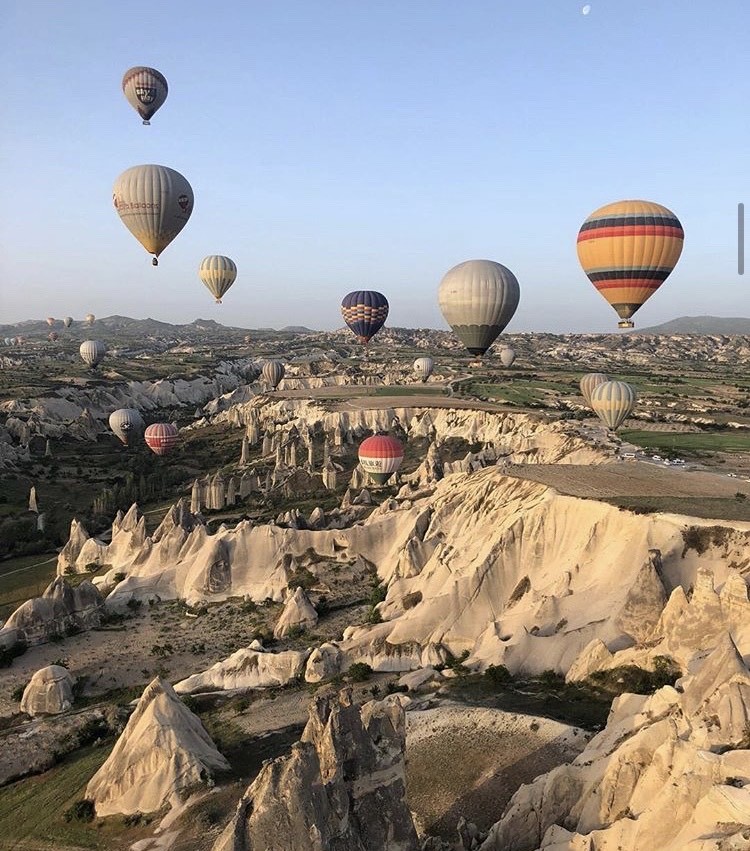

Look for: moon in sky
[582,4,591,14]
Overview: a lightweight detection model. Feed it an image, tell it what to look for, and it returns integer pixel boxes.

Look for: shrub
[11,682,28,702]
[113,572,126,583]
[348,662,373,682]
[484,664,513,687]
[366,607,383,625]
[369,583,388,607]
[64,799,95,823]
[539,669,564,687]
[0,640,27,668]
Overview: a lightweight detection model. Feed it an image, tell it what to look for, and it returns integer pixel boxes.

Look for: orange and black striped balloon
[576,200,684,328]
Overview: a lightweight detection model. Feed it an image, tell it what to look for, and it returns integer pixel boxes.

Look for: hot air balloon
[341,291,389,345]
[63,317,73,328]
[113,165,194,266]
[199,255,237,303]
[144,423,179,456]
[109,408,145,446]
[438,260,520,356]
[580,372,609,407]
[85,313,95,326]
[122,66,168,125]
[358,434,404,485]
[46,317,56,328]
[48,332,59,342]
[3,338,11,346]
[590,380,636,430]
[576,200,684,329]
[499,345,516,367]
[79,340,106,368]
[413,357,434,382]
[262,359,285,390]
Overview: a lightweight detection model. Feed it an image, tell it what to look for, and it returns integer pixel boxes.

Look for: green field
[620,430,750,454]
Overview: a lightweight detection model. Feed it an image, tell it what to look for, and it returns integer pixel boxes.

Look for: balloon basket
[618,320,634,329]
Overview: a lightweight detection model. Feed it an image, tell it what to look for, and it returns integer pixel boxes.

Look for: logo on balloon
[178,194,190,213]
[135,86,156,105]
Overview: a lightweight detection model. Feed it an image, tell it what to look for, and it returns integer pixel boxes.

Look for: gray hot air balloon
[79,340,106,368]
[438,259,520,356]
[109,408,145,446]
[113,165,194,266]
[122,66,168,125]
[63,316,73,328]
[413,357,434,382]
[199,255,237,303]
[590,380,636,430]
[580,372,609,407]
[499,345,516,367]
[261,359,285,390]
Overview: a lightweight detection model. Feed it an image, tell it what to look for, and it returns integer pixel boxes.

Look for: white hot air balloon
[590,380,637,430]
[109,408,145,445]
[63,316,73,328]
[413,357,434,382]
[79,340,106,368]
[199,255,237,303]
[499,346,516,367]
[438,259,520,356]
[113,165,194,266]
[580,372,609,407]
[85,313,95,326]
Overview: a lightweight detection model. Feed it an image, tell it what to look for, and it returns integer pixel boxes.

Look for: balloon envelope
[413,357,434,382]
[144,423,179,456]
[499,346,516,367]
[438,260,520,356]
[113,164,194,265]
[358,434,404,485]
[590,380,636,430]
[122,66,168,124]
[109,408,145,445]
[48,332,59,341]
[577,200,684,328]
[341,291,389,344]
[199,255,237,303]
[261,359,285,389]
[79,340,106,367]
[63,317,73,328]
[85,313,95,326]
[46,317,55,327]
[580,372,609,407]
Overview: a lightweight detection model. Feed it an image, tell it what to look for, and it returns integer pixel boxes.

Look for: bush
[366,607,383,625]
[589,660,680,695]
[484,664,513,687]
[11,682,28,702]
[348,662,373,682]
[64,799,95,823]
[0,640,27,668]
[369,583,388,607]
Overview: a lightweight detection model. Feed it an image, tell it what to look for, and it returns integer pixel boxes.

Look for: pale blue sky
[0,1,748,332]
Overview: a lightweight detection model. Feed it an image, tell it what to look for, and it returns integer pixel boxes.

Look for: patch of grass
[620,430,750,454]
[603,496,750,523]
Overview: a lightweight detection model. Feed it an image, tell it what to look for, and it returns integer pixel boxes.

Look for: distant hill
[635,316,750,335]
[281,325,315,334]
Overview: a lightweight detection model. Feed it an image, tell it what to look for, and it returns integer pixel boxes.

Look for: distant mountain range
[635,316,750,335]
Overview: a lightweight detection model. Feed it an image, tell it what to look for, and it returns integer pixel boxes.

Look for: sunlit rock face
[212,688,419,851]
[85,677,229,817]
[274,586,318,639]
[20,665,75,717]
[174,646,311,694]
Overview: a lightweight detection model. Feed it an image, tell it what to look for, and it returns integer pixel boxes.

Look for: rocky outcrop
[479,633,750,851]
[85,678,230,816]
[174,646,310,694]
[274,586,319,639]
[0,577,103,648]
[213,689,419,851]
[305,642,343,683]
[20,665,75,716]
[56,518,91,574]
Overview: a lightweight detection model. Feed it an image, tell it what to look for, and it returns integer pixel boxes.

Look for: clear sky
[0,0,748,333]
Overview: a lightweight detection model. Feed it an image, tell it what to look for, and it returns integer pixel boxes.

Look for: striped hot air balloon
[79,340,106,368]
[580,372,609,407]
[122,66,168,125]
[577,200,684,329]
[261,359,285,390]
[63,316,73,328]
[48,331,59,342]
[438,260,520,356]
[199,255,237,303]
[413,357,434,382]
[358,434,404,485]
[499,346,516,367]
[113,164,194,266]
[109,409,145,446]
[144,423,179,456]
[590,380,636,430]
[341,291,389,345]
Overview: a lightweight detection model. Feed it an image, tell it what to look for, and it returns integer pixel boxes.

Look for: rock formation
[20,665,75,716]
[85,677,230,817]
[174,646,311,694]
[212,689,419,851]
[274,586,319,639]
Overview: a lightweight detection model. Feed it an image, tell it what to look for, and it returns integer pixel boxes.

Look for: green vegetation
[620,429,750,454]
[347,662,374,682]
[603,496,750,523]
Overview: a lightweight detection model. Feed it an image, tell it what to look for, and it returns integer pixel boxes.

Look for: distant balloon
[85,313,95,326]
[341,291,389,345]
[590,380,637,430]
[199,255,237,303]
[438,260,520,356]
[48,332,59,342]
[499,346,516,367]
[358,434,404,485]
[79,340,106,368]
[109,408,145,446]
[582,4,591,14]
[63,316,73,328]
[580,372,609,407]
[122,66,168,125]
[3,338,12,346]
[144,423,179,456]
[113,164,194,266]
[262,359,285,390]
[577,200,684,329]
[413,357,434,382]
[46,317,56,328]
